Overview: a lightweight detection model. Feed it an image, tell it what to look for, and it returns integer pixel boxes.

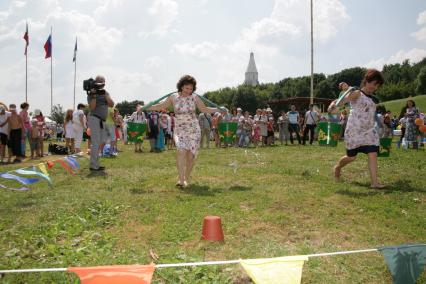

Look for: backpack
[48,143,69,155]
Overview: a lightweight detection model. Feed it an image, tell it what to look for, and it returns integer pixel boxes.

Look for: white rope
[0,247,380,274]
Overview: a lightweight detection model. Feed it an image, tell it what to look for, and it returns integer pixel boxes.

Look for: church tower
[244,52,259,86]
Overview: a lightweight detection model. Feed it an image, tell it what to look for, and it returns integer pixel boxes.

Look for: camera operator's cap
[34,109,41,116]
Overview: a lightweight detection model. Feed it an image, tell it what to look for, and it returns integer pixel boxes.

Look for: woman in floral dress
[331,69,385,188]
[149,75,222,187]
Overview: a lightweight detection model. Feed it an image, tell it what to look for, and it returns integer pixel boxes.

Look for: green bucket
[378,137,392,157]
[127,122,147,142]
[218,122,238,143]
[317,122,341,147]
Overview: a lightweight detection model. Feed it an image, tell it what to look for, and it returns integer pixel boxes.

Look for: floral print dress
[172,94,201,156]
[344,92,379,150]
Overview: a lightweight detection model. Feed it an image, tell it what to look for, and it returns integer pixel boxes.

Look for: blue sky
[0,0,425,114]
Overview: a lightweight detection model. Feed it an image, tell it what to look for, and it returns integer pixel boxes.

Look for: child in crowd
[381,114,393,138]
[267,117,275,146]
[64,109,74,153]
[0,106,9,163]
[30,119,40,159]
[7,104,23,163]
[278,111,290,145]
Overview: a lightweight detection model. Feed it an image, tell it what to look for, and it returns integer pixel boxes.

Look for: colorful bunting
[0,183,30,191]
[68,264,156,284]
[15,168,52,185]
[0,173,39,185]
[47,160,55,169]
[379,244,426,284]
[64,156,80,170]
[241,255,308,284]
[56,160,75,175]
[38,163,49,176]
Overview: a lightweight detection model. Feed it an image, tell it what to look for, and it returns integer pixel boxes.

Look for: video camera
[83,78,105,96]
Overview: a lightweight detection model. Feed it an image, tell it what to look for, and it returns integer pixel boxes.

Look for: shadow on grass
[336,179,425,197]
[86,171,107,178]
[228,185,252,191]
[181,184,252,196]
[182,184,217,196]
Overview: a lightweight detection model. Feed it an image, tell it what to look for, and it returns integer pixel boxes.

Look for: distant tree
[49,104,65,124]
[416,66,426,95]
[115,100,144,116]
[232,86,259,114]
[315,80,335,98]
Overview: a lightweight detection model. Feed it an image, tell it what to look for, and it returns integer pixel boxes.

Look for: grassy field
[0,141,425,283]
[380,95,426,116]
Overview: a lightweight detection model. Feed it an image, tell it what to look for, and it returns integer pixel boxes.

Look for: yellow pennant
[38,163,49,176]
[241,255,308,284]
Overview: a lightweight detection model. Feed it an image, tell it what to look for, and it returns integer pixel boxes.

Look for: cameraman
[87,75,114,171]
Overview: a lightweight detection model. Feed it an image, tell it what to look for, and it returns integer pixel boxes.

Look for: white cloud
[417,10,426,25]
[365,48,426,69]
[138,0,179,38]
[412,10,426,42]
[172,42,220,59]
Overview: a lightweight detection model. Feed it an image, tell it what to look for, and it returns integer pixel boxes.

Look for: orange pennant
[47,160,55,169]
[68,264,155,284]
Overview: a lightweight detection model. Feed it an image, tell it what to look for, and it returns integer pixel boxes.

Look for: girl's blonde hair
[65,109,73,123]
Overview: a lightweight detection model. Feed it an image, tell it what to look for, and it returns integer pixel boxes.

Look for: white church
[244,52,259,86]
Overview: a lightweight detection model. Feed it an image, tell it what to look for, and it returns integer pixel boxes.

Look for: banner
[68,264,155,284]
[241,255,308,284]
[379,244,426,284]
[218,122,238,143]
[127,122,147,142]
[317,122,341,147]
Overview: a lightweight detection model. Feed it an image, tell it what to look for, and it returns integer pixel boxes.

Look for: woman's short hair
[362,69,384,86]
[77,103,86,110]
[20,102,29,109]
[176,75,197,92]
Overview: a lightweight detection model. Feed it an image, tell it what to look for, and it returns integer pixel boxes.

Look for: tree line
[203,57,426,114]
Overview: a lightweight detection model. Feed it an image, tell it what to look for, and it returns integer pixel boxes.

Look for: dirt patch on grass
[110,210,156,249]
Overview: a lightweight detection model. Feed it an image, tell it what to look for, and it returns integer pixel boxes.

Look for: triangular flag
[67,264,156,284]
[64,156,80,170]
[56,160,75,175]
[241,255,308,284]
[38,163,49,176]
[15,168,52,185]
[379,244,426,284]
[0,183,30,191]
[47,160,55,169]
[0,173,39,185]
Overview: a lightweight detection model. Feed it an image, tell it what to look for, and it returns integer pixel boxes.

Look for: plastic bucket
[317,122,341,147]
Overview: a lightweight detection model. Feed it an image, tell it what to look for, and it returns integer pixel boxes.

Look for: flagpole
[73,38,77,109]
[25,41,28,103]
[50,26,53,114]
[25,21,28,103]
[310,0,314,105]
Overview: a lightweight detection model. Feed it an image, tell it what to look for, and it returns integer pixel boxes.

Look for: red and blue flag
[44,34,52,58]
[23,22,29,55]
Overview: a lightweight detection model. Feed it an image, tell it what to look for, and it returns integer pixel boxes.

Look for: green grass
[380,95,426,116]
[0,142,425,283]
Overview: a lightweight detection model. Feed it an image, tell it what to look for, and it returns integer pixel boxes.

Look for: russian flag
[44,34,52,59]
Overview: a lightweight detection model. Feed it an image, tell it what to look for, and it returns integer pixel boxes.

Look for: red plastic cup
[201,216,224,241]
